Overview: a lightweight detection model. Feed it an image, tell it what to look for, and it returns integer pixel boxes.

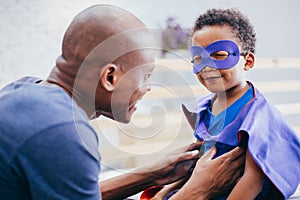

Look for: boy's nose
[201,66,218,72]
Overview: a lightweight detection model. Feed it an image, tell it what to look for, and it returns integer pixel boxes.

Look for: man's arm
[227,150,264,200]
[100,170,154,200]
[100,144,245,200]
[100,142,201,200]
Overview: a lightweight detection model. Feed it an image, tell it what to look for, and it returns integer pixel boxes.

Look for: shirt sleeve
[11,122,101,200]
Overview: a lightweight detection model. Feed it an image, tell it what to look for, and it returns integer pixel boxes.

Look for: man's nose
[146,82,151,92]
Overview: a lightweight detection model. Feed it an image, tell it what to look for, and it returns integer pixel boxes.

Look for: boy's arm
[227,149,264,200]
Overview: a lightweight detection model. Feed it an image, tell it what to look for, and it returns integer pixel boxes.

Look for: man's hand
[170,146,245,200]
[100,142,202,200]
[146,142,202,186]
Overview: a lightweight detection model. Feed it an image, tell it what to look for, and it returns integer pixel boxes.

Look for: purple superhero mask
[190,40,244,74]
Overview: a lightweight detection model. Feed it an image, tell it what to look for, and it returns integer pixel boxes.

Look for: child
[148,8,300,200]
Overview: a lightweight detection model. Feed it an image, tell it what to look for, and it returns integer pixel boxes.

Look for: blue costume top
[0,77,101,199]
[182,82,300,199]
[199,83,254,156]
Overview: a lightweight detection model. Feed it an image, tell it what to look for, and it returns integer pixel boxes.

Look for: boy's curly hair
[192,8,256,54]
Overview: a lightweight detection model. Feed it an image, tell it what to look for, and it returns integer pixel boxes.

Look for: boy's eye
[192,55,202,64]
[210,51,229,60]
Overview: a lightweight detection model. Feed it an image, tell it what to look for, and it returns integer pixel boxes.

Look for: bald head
[47,4,156,119]
[49,4,155,93]
[61,4,146,67]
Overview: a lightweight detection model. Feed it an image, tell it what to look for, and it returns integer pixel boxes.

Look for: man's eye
[146,74,152,79]
[210,51,229,60]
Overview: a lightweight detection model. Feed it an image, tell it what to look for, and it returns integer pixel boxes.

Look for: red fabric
[140,186,164,200]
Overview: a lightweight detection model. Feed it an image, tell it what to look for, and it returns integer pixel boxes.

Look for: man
[0,4,245,199]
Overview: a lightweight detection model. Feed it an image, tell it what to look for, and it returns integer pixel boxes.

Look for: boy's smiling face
[191,25,252,94]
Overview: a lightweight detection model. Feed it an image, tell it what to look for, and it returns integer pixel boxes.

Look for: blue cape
[182,83,300,199]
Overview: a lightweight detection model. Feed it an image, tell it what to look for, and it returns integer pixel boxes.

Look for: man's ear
[243,53,255,71]
[99,63,120,92]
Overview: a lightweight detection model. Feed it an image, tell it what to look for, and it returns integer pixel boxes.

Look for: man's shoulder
[0,76,90,144]
[0,77,73,118]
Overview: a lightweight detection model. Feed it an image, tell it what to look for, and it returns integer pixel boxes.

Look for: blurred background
[1,1,300,190]
[1,0,300,86]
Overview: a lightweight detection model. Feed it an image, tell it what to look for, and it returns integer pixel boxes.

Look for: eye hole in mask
[192,51,236,64]
[192,55,202,65]
[190,40,246,74]
[210,51,232,60]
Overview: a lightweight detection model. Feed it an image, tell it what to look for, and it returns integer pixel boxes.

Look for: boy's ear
[99,63,120,92]
[243,53,255,71]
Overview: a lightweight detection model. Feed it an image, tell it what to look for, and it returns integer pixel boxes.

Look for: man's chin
[96,110,114,120]
[112,115,132,124]
[102,112,133,124]
[118,110,134,124]
[96,107,136,123]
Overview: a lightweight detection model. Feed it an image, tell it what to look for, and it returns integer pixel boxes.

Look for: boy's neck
[212,81,249,115]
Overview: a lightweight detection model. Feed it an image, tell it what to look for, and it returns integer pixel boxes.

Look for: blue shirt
[195,84,275,199]
[202,84,254,155]
[182,81,299,199]
[0,77,101,199]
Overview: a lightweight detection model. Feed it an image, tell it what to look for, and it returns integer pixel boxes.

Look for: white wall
[0,0,299,87]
